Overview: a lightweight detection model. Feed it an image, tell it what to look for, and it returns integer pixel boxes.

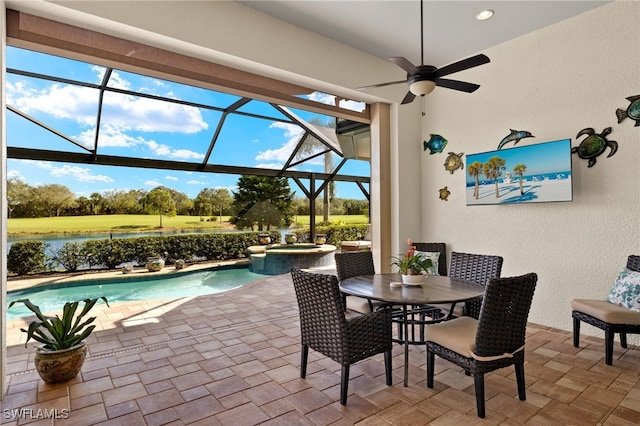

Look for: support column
[369,103,392,273]
[1,0,8,400]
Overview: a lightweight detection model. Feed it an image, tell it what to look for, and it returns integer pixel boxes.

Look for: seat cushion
[424,316,478,357]
[571,299,640,324]
[346,295,381,313]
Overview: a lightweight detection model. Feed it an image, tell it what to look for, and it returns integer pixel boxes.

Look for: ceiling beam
[7,147,370,185]
[6,9,370,124]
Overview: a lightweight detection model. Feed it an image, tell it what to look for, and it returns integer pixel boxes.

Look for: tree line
[7,176,369,230]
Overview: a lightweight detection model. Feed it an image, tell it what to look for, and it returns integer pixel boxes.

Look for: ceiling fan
[358,0,490,104]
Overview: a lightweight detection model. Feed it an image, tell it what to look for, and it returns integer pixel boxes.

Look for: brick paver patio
[3,267,640,425]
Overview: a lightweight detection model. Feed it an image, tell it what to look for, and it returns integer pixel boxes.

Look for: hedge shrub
[8,240,47,275]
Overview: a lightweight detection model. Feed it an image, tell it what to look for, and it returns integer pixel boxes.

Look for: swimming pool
[7,266,262,321]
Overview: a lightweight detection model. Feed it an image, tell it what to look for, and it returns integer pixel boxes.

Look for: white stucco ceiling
[238,1,610,71]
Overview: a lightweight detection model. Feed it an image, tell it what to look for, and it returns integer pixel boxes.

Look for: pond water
[8,229,295,252]
[7,265,262,321]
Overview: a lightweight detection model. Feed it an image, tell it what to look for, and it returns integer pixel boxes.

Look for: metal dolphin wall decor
[497,129,535,150]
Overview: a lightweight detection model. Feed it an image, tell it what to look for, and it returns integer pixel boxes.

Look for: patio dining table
[339,273,485,386]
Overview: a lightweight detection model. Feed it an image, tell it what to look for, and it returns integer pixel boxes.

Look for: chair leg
[605,330,614,365]
[426,350,435,388]
[474,374,486,418]
[515,362,526,401]
[573,317,581,347]
[300,345,309,378]
[384,350,392,386]
[620,332,628,348]
[340,365,350,405]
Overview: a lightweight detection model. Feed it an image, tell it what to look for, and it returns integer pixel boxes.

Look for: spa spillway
[247,243,336,275]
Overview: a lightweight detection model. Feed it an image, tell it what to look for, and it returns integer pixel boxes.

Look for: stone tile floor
[3,268,640,425]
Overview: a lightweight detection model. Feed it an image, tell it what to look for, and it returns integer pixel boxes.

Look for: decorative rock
[174,259,186,270]
[121,263,134,274]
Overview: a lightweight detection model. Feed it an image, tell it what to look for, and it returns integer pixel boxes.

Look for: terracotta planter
[258,234,272,245]
[34,341,87,384]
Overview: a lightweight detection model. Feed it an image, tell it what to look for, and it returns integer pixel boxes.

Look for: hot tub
[248,243,337,275]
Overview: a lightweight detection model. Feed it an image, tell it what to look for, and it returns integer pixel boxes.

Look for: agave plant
[9,297,109,351]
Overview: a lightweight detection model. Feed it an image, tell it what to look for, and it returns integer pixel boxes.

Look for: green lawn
[8,215,231,236]
[292,215,369,225]
[8,214,369,235]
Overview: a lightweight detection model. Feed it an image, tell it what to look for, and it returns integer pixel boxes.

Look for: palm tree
[483,156,506,198]
[513,164,527,196]
[467,161,483,199]
[296,118,335,222]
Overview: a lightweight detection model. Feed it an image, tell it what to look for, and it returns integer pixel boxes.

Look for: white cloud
[145,180,163,187]
[165,175,178,181]
[255,122,302,165]
[254,163,288,169]
[49,165,114,183]
[172,149,205,160]
[308,92,335,106]
[32,161,54,170]
[7,170,25,180]
[8,67,209,136]
[186,180,206,185]
[75,125,205,161]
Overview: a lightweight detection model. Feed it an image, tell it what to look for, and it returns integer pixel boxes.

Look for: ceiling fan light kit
[409,79,436,96]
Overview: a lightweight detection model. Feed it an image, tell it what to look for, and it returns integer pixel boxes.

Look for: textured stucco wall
[420,1,640,341]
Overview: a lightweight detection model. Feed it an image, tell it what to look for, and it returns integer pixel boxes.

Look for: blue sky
[6,46,370,200]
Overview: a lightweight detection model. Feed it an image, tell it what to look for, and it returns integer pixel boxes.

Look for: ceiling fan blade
[356,80,407,90]
[389,57,419,74]
[436,78,481,93]
[401,91,416,104]
[436,54,490,78]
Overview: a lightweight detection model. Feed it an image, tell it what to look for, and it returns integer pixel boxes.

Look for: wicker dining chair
[413,242,447,276]
[290,267,393,405]
[572,255,640,365]
[335,251,378,313]
[449,251,503,319]
[425,273,538,418]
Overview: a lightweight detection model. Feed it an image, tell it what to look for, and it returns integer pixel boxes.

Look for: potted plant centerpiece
[9,297,109,384]
[391,239,433,285]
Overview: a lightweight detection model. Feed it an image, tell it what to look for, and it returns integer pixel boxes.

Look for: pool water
[7,266,262,321]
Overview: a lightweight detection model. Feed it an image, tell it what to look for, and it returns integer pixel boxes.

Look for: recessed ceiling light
[476,9,494,21]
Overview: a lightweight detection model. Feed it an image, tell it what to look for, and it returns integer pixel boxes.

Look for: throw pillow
[607,268,640,311]
[415,251,440,276]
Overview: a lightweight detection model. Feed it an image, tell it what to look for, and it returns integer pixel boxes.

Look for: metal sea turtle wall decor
[438,186,451,201]
[572,127,618,168]
[443,152,464,174]
[424,134,447,154]
[616,95,640,126]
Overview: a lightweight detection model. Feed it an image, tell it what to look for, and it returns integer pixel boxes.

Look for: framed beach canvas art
[466,139,573,206]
